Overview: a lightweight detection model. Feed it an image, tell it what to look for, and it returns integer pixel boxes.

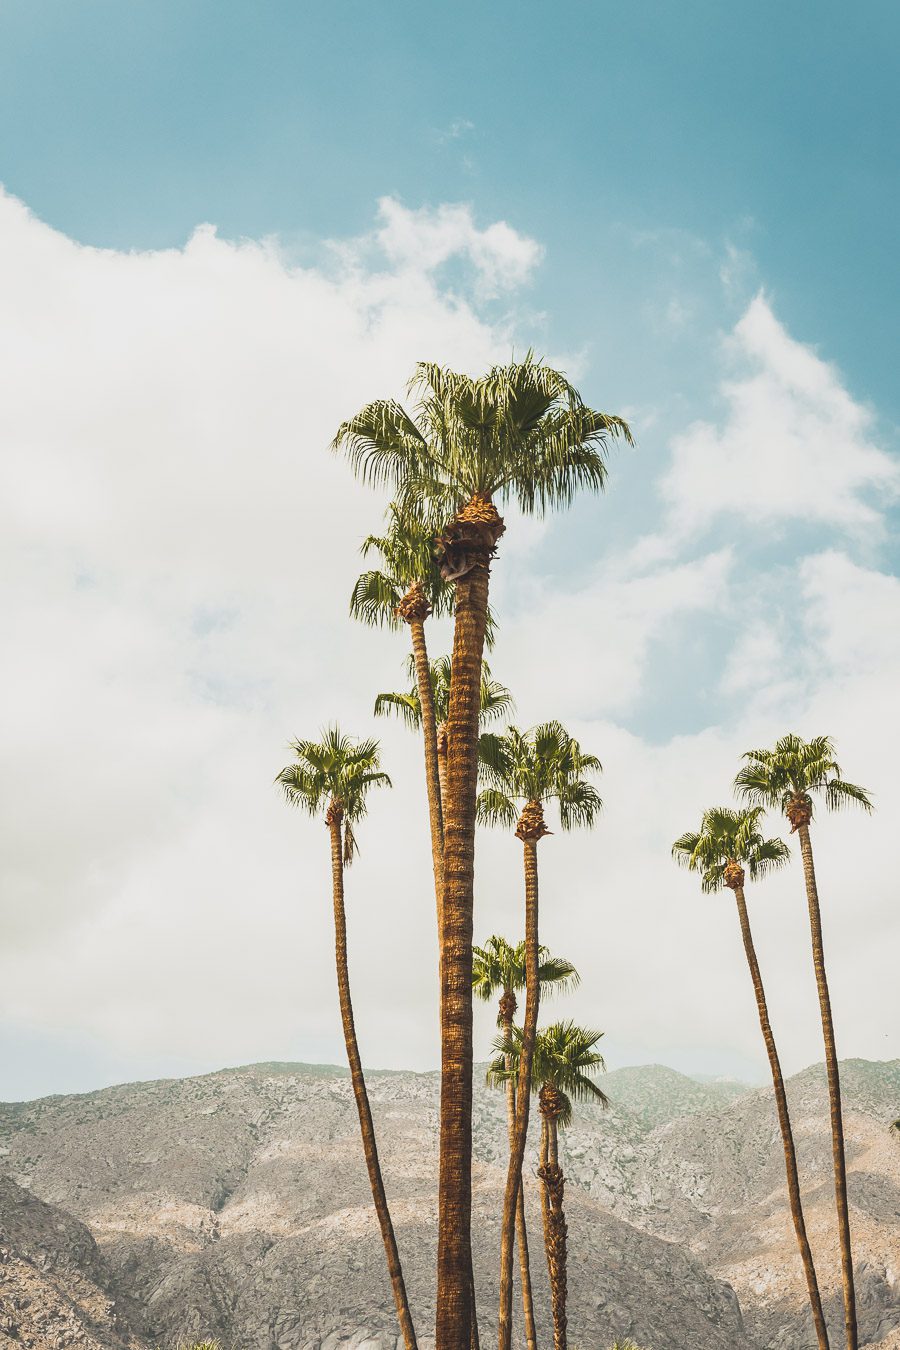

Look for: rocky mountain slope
[0,1059,897,1350]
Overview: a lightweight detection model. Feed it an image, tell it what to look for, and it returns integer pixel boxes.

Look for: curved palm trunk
[408,616,445,941]
[328,811,418,1350]
[797,823,857,1350]
[436,560,492,1350]
[733,884,830,1349]
[539,1113,567,1350]
[498,830,541,1350]
[500,997,538,1350]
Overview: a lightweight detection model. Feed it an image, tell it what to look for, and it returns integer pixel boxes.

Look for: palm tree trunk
[437,722,449,817]
[501,1001,538,1350]
[436,560,491,1350]
[539,1118,551,1278]
[797,823,857,1350]
[328,813,418,1350]
[498,836,541,1350]
[733,884,830,1349]
[408,617,445,942]
[540,1116,567,1350]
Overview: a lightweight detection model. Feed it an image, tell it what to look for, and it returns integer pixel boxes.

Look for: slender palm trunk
[539,1113,567,1350]
[436,561,491,1350]
[733,884,830,1349]
[498,830,541,1350]
[408,616,445,941]
[797,823,857,1350]
[327,811,418,1350]
[437,723,449,815]
[501,999,538,1350]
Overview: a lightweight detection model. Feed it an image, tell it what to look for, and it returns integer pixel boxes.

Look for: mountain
[0,1173,142,1350]
[0,1059,897,1350]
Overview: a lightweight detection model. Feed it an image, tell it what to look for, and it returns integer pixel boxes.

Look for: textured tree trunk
[408,617,445,942]
[797,823,857,1350]
[328,811,418,1350]
[436,560,491,1350]
[498,832,541,1350]
[501,998,538,1350]
[437,722,449,814]
[733,884,830,1349]
[539,1115,567,1350]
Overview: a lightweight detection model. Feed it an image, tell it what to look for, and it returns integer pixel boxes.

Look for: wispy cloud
[433,117,475,144]
[661,292,899,537]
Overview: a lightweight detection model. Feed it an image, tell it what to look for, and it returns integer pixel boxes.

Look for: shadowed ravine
[0,1059,898,1350]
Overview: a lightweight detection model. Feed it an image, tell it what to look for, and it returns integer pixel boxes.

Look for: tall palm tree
[672,805,830,1350]
[490,1021,608,1350]
[735,734,873,1350]
[351,503,453,939]
[477,724,601,1350]
[277,728,417,1350]
[375,655,513,808]
[334,355,631,1350]
[473,937,580,1350]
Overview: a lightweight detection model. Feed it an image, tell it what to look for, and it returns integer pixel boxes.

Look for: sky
[1,2,898,1100]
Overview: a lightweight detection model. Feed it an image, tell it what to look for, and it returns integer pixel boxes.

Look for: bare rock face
[0,1058,897,1350]
[0,1174,142,1349]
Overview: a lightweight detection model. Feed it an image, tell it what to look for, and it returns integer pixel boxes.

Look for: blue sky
[2,0,897,410]
[1,2,898,1098]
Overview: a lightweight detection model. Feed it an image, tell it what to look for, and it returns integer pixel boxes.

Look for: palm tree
[477,724,601,1350]
[672,805,830,1350]
[490,1021,608,1350]
[351,503,454,941]
[277,728,417,1350]
[473,937,580,1350]
[735,735,873,1350]
[334,355,631,1350]
[375,655,513,809]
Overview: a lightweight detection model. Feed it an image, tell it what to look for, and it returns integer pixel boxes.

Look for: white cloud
[495,548,733,720]
[1,191,898,1098]
[370,197,542,299]
[661,293,899,536]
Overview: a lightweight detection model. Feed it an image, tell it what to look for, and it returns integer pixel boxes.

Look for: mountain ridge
[1,1058,897,1350]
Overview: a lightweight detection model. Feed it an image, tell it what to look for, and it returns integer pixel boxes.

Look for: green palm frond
[375,656,513,732]
[349,568,403,629]
[373,690,423,731]
[735,734,873,820]
[490,1020,608,1124]
[275,726,391,860]
[334,355,631,526]
[476,788,518,829]
[473,937,580,1007]
[477,721,602,833]
[351,501,452,627]
[672,806,789,894]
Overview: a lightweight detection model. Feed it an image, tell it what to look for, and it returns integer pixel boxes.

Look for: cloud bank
[0,189,897,1097]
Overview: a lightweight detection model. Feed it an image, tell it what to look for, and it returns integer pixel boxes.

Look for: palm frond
[825,778,873,813]
[373,689,423,730]
[476,788,518,829]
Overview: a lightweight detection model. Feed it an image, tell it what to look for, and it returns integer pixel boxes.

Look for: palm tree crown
[672,806,791,893]
[489,1021,608,1126]
[735,734,872,827]
[472,935,579,1015]
[333,355,632,520]
[276,726,391,863]
[350,502,453,630]
[375,655,512,731]
[477,722,602,833]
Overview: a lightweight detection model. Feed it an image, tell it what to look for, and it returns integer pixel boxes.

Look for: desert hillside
[1,1059,897,1350]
